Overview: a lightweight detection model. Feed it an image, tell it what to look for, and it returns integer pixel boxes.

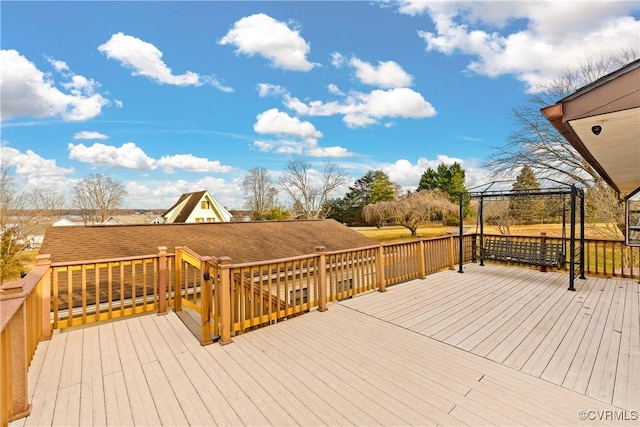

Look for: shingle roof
[40,219,378,264]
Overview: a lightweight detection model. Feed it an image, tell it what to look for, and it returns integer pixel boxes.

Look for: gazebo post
[458,192,464,274]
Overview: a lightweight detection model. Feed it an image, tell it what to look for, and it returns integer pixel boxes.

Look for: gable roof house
[162,190,232,224]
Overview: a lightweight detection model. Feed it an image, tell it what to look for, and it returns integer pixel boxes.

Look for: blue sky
[2,1,639,210]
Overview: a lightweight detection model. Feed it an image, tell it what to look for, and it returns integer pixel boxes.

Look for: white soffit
[569,107,640,196]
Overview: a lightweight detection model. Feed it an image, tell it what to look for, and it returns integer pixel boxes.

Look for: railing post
[377,245,386,292]
[200,257,213,346]
[36,254,52,340]
[174,247,183,311]
[417,240,426,279]
[448,232,456,270]
[2,297,32,422]
[217,256,233,345]
[157,246,168,315]
[540,232,548,273]
[315,246,328,312]
[10,305,32,421]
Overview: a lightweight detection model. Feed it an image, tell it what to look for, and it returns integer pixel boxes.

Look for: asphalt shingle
[40,219,378,264]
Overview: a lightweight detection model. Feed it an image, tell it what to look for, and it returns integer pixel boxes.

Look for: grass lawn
[355,222,621,243]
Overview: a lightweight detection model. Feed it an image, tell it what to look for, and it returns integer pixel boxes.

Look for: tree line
[241,159,469,236]
[1,168,127,283]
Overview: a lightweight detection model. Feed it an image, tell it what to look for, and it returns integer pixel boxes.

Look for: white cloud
[285,87,436,128]
[68,142,156,170]
[98,32,233,91]
[123,176,241,209]
[252,138,304,155]
[46,57,69,72]
[327,84,345,96]
[253,140,275,152]
[252,109,353,158]
[306,144,351,158]
[383,156,458,188]
[382,154,488,191]
[401,1,640,92]
[73,131,109,140]
[330,52,345,68]
[67,141,234,173]
[252,137,353,158]
[349,57,414,88]
[1,144,75,191]
[254,108,322,138]
[219,13,316,71]
[0,49,110,121]
[257,83,288,97]
[156,154,234,173]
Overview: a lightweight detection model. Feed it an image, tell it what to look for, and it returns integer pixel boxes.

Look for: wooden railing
[479,233,640,280]
[189,234,474,345]
[1,255,51,426]
[583,238,640,279]
[49,247,174,329]
[1,232,635,424]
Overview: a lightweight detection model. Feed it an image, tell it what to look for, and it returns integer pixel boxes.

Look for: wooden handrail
[1,255,51,425]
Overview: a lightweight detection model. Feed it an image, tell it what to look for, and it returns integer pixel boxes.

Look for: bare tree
[364,190,457,236]
[279,160,348,219]
[487,50,638,187]
[72,174,127,224]
[585,181,625,240]
[486,50,637,235]
[0,162,30,283]
[241,167,278,220]
[362,200,396,228]
[26,188,65,218]
[483,200,512,235]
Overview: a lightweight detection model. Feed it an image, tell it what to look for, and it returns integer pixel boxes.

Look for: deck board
[12,264,640,426]
[341,264,640,411]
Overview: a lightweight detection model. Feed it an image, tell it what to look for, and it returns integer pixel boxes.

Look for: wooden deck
[11,264,640,426]
[344,263,640,411]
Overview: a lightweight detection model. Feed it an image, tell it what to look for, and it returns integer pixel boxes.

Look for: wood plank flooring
[10,264,640,426]
[342,263,640,412]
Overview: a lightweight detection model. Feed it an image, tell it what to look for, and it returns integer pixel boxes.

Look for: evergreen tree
[417,162,470,217]
[508,165,545,223]
[327,170,397,224]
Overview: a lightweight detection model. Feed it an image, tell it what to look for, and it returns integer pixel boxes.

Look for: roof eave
[540,104,622,195]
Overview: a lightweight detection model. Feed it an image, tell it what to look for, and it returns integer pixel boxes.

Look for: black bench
[482,238,564,269]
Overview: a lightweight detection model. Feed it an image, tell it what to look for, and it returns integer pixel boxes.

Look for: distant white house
[52,218,78,226]
[150,216,164,224]
[101,216,122,225]
[162,190,233,224]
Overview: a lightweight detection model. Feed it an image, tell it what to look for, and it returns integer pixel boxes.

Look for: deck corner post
[218,256,233,345]
[377,245,386,292]
[157,246,168,315]
[315,246,328,312]
[200,258,213,346]
[36,254,52,340]
[7,303,32,423]
[448,233,456,271]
